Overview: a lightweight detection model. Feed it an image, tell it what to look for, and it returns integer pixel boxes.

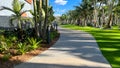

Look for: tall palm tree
[60,14,67,24]
[47,6,55,24]
[106,0,118,28]
[113,0,120,26]
[30,0,45,37]
[75,0,93,26]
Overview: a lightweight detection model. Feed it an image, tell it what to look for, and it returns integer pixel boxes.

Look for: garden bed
[0,32,60,68]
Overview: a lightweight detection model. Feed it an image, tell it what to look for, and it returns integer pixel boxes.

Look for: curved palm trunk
[93,0,99,27]
[101,9,105,27]
[43,0,49,41]
[94,9,99,27]
[107,14,112,28]
[33,0,40,37]
[106,0,116,28]
[83,17,87,26]
[39,0,43,38]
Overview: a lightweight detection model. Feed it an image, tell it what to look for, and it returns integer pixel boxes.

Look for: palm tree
[47,6,55,24]
[31,0,54,42]
[1,0,29,29]
[74,0,93,26]
[1,0,30,41]
[106,0,118,28]
[60,14,67,24]
[29,0,45,37]
[113,0,120,26]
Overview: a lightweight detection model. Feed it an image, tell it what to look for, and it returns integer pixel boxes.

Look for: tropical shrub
[0,36,12,54]
[17,42,28,55]
[1,53,11,61]
[50,30,58,40]
[28,38,42,50]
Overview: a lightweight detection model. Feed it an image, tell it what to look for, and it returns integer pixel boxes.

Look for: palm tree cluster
[60,0,120,29]
[0,0,56,57]
[0,0,55,42]
[32,0,55,41]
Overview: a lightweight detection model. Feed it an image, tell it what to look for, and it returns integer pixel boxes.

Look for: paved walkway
[15,27,111,68]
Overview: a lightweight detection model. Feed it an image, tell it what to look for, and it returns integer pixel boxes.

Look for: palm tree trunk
[106,0,114,28]
[93,0,99,27]
[33,0,39,37]
[101,9,105,27]
[94,9,98,27]
[43,0,48,41]
[39,0,43,38]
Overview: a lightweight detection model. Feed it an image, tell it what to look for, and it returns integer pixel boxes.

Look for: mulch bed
[0,33,60,68]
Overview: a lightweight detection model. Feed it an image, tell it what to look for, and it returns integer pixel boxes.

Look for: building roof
[21,12,27,17]
[25,0,32,4]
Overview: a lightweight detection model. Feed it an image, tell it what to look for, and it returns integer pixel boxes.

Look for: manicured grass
[61,24,120,68]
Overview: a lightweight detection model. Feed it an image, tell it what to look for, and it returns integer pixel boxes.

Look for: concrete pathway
[15,27,111,68]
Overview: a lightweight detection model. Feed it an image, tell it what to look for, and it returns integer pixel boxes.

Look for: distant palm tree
[106,0,118,28]
[48,6,55,24]
[75,0,93,26]
[60,14,67,24]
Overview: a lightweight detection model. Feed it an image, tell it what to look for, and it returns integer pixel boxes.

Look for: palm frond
[1,6,15,13]
[9,16,17,26]
[20,3,25,11]
[29,10,35,16]
[0,7,3,11]
[20,10,30,16]
[41,8,45,18]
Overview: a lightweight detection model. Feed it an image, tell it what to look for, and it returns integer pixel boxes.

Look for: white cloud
[54,14,61,16]
[55,0,68,5]
[54,9,67,16]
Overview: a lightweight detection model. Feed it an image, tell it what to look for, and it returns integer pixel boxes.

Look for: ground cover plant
[0,28,59,68]
[0,0,58,68]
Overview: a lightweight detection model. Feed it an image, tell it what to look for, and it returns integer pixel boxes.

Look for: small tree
[1,0,30,41]
[1,0,30,29]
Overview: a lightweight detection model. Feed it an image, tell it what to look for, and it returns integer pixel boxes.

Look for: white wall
[0,16,17,27]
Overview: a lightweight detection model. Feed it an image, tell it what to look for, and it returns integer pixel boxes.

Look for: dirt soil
[0,33,60,68]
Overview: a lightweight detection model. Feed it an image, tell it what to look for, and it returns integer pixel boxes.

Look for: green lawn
[61,24,120,68]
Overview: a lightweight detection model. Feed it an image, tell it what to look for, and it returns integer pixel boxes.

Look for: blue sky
[50,0,82,16]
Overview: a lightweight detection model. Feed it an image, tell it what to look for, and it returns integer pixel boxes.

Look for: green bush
[17,42,28,55]
[50,31,58,40]
[0,40,6,51]
[0,29,43,56]
[0,35,12,54]
[0,41,9,53]
[1,53,11,61]
[28,38,42,50]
